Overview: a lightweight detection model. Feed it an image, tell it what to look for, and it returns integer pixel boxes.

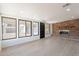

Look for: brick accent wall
[53,19,79,38]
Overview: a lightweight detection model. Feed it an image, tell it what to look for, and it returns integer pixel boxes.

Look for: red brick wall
[53,19,79,37]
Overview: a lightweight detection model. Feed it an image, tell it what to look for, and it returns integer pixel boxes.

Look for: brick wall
[53,19,79,37]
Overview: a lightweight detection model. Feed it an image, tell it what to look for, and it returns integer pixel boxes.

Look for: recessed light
[71,16,74,18]
[66,8,71,11]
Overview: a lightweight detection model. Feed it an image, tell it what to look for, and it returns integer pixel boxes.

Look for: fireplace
[59,30,70,35]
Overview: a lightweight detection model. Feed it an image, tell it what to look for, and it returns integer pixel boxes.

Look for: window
[0,18,2,39]
[18,20,26,37]
[2,17,17,40]
[33,22,39,35]
[25,21,32,36]
[45,24,50,34]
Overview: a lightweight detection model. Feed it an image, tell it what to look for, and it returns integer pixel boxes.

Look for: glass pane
[26,21,32,36]
[19,20,25,37]
[33,22,39,35]
[2,17,16,39]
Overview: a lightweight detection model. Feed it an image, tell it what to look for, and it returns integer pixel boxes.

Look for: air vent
[63,3,71,8]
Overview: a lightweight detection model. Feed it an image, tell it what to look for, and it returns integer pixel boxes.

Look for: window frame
[45,23,50,34]
[1,16,17,40]
[25,20,32,37]
[49,24,50,34]
[18,19,26,38]
[33,21,39,36]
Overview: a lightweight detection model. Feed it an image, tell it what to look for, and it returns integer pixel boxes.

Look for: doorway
[40,22,45,39]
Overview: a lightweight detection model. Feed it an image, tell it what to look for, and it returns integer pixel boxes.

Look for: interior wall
[1,15,52,48]
[1,16,40,48]
[0,3,53,48]
[53,19,79,40]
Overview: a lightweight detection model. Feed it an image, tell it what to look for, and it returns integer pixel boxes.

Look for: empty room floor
[0,36,79,56]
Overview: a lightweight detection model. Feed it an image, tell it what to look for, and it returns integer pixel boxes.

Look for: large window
[2,17,17,40]
[33,22,39,36]
[18,20,26,37]
[45,24,50,34]
[25,21,32,36]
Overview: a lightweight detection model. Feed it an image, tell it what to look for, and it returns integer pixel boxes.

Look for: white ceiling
[0,3,79,23]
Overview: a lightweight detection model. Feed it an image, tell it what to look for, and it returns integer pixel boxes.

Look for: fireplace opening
[59,30,70,38]
[59,30,70,35]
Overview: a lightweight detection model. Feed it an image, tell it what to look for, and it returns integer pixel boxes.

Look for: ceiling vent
[62,3,71,8]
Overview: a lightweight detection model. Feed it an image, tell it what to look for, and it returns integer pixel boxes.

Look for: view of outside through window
[33,22,39,35]
[1,17,50,40]
[26,21,32,36]
[45,24,50,34]
[2,17,16,39]
[19,20,26,37]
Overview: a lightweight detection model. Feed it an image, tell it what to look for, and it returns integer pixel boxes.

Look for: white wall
[2,36,40,48]
[1,15,52,48]
[0,3,52,48]
[1,16,40,48]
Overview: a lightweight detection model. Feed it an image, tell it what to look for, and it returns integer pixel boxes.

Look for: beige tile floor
[0,36,79,56]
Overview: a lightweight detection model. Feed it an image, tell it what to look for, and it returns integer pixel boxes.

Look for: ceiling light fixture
[63,3,71,8]
[66,8,71,11]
